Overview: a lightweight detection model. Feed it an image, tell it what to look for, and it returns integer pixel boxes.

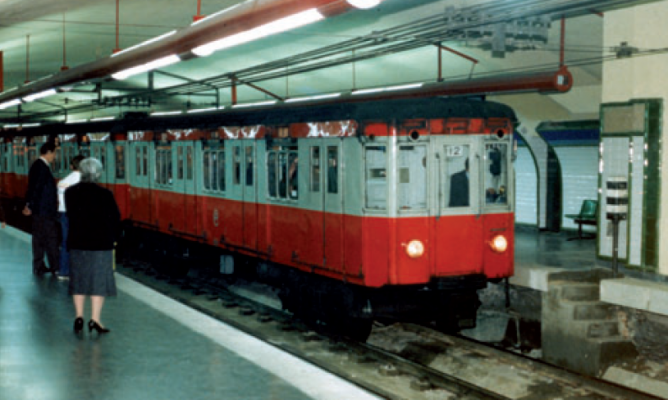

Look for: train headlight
[489,235,508,253]
[405,240,425,259]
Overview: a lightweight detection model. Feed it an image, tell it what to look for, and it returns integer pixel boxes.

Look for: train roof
[3,97,517,138]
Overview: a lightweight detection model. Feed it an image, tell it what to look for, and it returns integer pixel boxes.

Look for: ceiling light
[286,93,341,103]
[151,111,183,116]
[0,99,22,109]
[232,100,276,109]
[112,55,181,80]
[90,116,116,121]
[112,30,178,57]
[352,83,423,95]
[23,89,57,102]
[21,123,41,128]
[347,0,382,9]
[193,9,324,57]
[187,107,221,114]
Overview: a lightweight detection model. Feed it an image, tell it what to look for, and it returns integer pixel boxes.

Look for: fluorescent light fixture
[347,0,381,9]
[193,9,324,57]
[112,55,181,80]
[232,100,276,109]
[21,123,41,128]
[112,30,178,57]
[23,89,58,102]
[192,4,241,26]
[352,83,423,95]
[286,93,341,103]
[66,119,88,124]
[151,111,183,116]
[187,107,221,114]
[90,116,116,122]
[3,124,21,128]
[0,99,22,109]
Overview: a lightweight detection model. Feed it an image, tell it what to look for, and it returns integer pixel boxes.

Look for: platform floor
[0,227,380,400]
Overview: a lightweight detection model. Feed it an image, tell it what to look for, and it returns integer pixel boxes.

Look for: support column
[603,2,668,275]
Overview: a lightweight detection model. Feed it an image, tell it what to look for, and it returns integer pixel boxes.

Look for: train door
[322,139,344,272]
[129,141,151,224]
[432,136,483,274]
[173,141,198,236]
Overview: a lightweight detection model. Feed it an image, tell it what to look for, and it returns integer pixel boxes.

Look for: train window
[233,147,241,185]
[135,148,141,176]
[310,147,320,192]
[484,143,509,205]
[177,147,184,180]
[99,148,106,172]
[365,146,387,210]
[211,152,218,190]
[267,152,277,197]
[115,145,125,179]
[186,146,193,180]
[446,145,470,207]
[203,151,211,190]
[28,148,37,166]
[142,147,148,176]
[267,149,298,200]
[155,149,172,185]
[327,147,338,194]
[398,145,427,210]
[245,147,253,186]
[81,147,91,158]
[55,147,62,172]
[218,150,226,191]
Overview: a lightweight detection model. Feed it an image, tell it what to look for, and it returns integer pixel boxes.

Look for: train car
[0,97,516,339]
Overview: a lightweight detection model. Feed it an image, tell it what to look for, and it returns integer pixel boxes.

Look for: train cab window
[233,147,241,185]
[186,147,193,180]
[327,147,338,194]
[446,145,470,208]
[55,147,63,172]
[267,152,277,197]
[398,145,427,210]
[210,152,218,190]
[310,147,320,192]
[365,146,387,210]
[484,143,509,205]
[177,147,184,180]
[28,148,37,166]
[115,145,125,179]
[245,147,253,186]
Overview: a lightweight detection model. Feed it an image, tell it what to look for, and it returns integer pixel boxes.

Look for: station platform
[0,227,380,400]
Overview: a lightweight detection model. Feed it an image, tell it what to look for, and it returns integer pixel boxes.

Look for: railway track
[116,259,661,400]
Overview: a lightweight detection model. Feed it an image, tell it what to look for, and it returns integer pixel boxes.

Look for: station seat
[566,199,598,240]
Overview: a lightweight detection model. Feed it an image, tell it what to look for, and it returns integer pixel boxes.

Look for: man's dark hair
[71,154,85,170]
[39,142,57,155]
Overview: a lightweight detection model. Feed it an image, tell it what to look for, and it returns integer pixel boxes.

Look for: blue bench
[565,199,598,240]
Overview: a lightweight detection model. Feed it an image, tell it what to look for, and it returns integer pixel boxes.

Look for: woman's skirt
[69,249,117,296]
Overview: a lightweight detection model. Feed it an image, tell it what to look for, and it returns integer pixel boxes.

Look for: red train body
[0,98,516,338]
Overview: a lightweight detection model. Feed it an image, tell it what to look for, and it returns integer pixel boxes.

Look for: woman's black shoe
[88,320,110,334]
[73,317,84,334]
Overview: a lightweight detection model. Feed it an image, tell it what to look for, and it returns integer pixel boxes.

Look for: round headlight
[490,235,508,253]
[405,240,425,259]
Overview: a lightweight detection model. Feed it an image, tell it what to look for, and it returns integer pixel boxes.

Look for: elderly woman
[65,158,120,334]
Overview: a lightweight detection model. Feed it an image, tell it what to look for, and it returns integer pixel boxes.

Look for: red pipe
[193,0,205,22]
[114,0,121,54]
[560,17,565,67]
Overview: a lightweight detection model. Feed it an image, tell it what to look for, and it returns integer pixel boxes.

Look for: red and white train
[0,97,515,339]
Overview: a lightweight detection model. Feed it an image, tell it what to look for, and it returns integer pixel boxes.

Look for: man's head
[40,142,58,164]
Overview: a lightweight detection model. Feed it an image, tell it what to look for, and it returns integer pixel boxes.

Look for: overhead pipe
[0,0,383,104]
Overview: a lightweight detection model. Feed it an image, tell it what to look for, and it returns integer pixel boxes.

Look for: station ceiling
[0,0,660,128]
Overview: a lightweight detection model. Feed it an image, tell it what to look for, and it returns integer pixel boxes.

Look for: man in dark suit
[23,141,60,275]
[449,158,469,207]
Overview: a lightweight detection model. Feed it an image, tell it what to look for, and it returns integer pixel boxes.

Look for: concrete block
[587,321,618,338]
[559,283,600,301]
[573,302,612,320]
[509,265,562,292]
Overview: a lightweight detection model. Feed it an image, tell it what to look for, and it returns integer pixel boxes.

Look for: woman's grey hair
[79,157,103,183]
